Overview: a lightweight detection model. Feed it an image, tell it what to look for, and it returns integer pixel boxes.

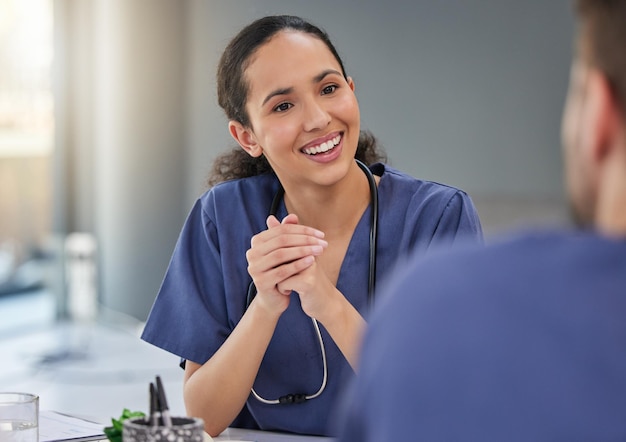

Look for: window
[0,0,54,295]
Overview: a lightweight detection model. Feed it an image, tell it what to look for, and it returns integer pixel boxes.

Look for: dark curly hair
[207,15,386,187]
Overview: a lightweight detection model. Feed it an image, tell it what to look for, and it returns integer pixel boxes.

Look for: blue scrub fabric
[338,230,626,442]
[141,163,483,436]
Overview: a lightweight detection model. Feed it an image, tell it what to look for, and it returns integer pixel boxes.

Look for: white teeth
[303,135,341,155]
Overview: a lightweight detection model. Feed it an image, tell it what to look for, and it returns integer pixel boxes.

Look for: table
[0,320,186,423]
[1,315,334,442]
[91,429,332,442]
[215,427,333,441]
[40,411,333,442]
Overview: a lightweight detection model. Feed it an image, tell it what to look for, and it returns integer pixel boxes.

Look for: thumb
[281,213,299,225]
[266,215,281,229]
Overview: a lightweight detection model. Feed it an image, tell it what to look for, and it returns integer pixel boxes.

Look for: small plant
[103,408,146,442]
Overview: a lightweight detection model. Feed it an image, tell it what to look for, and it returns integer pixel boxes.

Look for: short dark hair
[576,0,626,111]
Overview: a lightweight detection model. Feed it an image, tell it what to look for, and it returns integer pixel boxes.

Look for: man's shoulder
[367,227,626,364]
[400,229,566,275]
[407,228,605,271]
[377,228,622,311]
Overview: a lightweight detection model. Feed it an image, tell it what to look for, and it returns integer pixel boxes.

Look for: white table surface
[0,299,334,442]
[0,319,185,424]
[215,427,333,441]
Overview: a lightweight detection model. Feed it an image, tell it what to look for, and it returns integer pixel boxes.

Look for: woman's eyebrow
[262,87,293,106]
[261,69,343,106]
[313,69,343,83]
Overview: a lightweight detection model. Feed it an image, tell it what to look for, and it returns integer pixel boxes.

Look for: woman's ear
[228,121,263,157]
[347,76,355,92]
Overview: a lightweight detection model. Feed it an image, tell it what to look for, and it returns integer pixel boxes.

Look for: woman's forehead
[244,31,341,93]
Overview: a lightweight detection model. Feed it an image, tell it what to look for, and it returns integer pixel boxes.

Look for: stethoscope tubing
[245,159,379,404]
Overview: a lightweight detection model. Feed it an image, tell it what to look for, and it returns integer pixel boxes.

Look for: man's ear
[228,121,263,157]
[587,68,621,162]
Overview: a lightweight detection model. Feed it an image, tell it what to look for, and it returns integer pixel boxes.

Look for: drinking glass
[0,393,39,442]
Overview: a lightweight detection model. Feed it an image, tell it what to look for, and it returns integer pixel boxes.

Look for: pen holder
[122,416,205,442]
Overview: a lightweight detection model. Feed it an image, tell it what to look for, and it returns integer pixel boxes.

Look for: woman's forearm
[183,299,282,436]
[317,294,366,371]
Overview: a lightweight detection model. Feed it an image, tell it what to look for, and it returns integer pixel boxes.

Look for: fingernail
[313,230,325,238]
[311,245,324,254]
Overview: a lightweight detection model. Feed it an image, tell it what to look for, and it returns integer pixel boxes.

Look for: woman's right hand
[245,214,328,315]
[184,215,327,436]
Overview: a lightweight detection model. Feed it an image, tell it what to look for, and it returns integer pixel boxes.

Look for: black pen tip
[155,375,169,410]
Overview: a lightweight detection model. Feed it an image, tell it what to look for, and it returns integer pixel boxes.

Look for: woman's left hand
[273,215,366,370]
[273,216,343,323]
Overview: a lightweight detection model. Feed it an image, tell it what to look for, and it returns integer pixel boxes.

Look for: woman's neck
[282,162,375,236]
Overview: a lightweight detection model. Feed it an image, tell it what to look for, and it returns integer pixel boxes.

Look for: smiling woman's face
[234,30,361,190]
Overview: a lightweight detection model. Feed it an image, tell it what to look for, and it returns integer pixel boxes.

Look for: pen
[155,375,173,427]
[149,382,159,427]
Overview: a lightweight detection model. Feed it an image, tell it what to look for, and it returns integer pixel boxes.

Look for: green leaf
[111,418,123,432]
[104,409,146,442]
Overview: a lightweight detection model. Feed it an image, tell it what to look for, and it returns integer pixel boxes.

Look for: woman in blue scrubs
[141,15,483,437]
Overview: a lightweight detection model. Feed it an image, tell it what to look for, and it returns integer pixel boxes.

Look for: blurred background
[1,0,574,329]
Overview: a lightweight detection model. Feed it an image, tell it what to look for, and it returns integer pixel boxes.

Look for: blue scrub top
[141,163,483,436]
[338,230,626,441]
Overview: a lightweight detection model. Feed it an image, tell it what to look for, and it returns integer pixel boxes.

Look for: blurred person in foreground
[338,0,626,440]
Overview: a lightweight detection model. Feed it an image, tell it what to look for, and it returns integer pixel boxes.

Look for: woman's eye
[321,85,337,95]
[273,102,292,112]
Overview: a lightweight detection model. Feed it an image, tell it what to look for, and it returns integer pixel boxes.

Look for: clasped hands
[246,214,335,319]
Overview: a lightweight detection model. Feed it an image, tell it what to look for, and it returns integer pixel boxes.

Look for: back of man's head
[576,0,626,119]
[561,0,626,232]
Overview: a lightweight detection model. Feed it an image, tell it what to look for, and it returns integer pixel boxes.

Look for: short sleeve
[430,191,483,248]
[141,198,231,365]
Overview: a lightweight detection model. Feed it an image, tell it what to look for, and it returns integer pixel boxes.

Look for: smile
[302,135,341,155]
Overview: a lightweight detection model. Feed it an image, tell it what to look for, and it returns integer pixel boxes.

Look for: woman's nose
[302,99,331,132]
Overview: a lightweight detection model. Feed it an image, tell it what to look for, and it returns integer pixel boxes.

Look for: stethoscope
[245,159,378,405]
